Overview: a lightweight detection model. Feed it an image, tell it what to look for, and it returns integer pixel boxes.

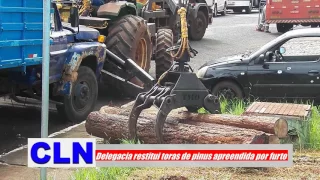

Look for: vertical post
[41,0,51,179]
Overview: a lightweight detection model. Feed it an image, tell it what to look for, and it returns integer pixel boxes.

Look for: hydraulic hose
[157,7,193,85]
[170,7,193,59]
[79,0,92,16]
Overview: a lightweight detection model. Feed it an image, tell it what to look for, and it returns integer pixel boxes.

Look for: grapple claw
[128,86,158,141]
[128,100,143,141]
[128,84,173,142]
[155,110,169,143]
[155,95,176,143]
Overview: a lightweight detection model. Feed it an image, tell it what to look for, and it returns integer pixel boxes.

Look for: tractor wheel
[56,66,98,123]
[188,10,207,41]
[104,15,152,97]
[155,29,174,80]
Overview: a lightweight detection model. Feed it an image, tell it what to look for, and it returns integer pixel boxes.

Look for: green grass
[71,98,320,179]
[219,98,249,115]
[71,167,137,180]
[71,139,140,180]
[309,106,320,149]
[198,97,249,115]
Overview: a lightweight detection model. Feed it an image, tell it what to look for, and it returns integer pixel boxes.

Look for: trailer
[265,0,320,33]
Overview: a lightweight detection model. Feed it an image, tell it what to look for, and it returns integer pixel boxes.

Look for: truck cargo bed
[266,0,320,23]
[0,0,46,70]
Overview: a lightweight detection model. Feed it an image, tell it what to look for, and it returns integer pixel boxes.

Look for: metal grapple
[128,7,221,143]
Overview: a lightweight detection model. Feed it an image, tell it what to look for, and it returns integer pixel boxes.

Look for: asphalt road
[0,10,289,155]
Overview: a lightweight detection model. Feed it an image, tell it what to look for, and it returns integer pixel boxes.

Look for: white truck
[206,0,228,17]
[226,0,261,14]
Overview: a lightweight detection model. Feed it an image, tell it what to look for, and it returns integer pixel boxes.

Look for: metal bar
[105,49,155,86]
[125,58,155,84]
[40,0,51,179]
[105,49,126,66]
[101,69,145,90]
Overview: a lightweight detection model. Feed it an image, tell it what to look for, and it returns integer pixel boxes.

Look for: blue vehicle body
[0,0,107,122]
[91,0,105,6]
[0,0,107,96]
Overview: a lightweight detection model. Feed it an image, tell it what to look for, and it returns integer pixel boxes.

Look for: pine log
[85,110,278,144]
[99,104,288,138]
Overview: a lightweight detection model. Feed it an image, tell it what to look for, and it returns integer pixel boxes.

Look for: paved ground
[0,10,310,180]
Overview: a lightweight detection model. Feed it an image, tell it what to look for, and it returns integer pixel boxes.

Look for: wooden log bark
[99,104,288,138]
[86,110,278,144]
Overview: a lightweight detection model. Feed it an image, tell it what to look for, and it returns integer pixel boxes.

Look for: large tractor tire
[155,29,174,79]
[103,15,152,98]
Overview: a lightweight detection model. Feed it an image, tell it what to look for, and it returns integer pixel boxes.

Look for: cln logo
[28,138,96,167]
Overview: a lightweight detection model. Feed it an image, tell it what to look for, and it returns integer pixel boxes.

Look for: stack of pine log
[85,101,289,144]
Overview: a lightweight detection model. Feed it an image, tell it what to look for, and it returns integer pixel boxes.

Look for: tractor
[58,0,211,97]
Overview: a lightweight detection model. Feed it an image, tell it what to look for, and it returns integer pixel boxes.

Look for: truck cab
[0,1,108,123]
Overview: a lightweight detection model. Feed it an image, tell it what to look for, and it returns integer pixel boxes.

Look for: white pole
[40,0,51,179]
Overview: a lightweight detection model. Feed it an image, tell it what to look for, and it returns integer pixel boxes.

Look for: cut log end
[274,119,289,138]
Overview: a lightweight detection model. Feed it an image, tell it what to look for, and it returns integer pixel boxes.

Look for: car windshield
[249,33,288,58]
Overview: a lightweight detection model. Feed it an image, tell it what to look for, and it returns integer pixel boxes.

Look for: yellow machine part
[56,0,71,23]
[136,0,161,11]
[56,0,92,23]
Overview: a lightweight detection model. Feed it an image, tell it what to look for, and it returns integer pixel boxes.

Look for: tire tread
[155,29,174,79]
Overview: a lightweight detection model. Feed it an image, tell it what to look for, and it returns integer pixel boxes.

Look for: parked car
[206,0,227,17]
[196,28,320,104]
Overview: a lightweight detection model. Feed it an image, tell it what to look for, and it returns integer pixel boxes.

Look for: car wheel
[213,5,218,17]
[212,81,243,100]
[245,3,252,14]
[221,3,227,16]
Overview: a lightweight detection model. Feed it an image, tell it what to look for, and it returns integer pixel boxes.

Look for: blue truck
[0,0,109,122]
